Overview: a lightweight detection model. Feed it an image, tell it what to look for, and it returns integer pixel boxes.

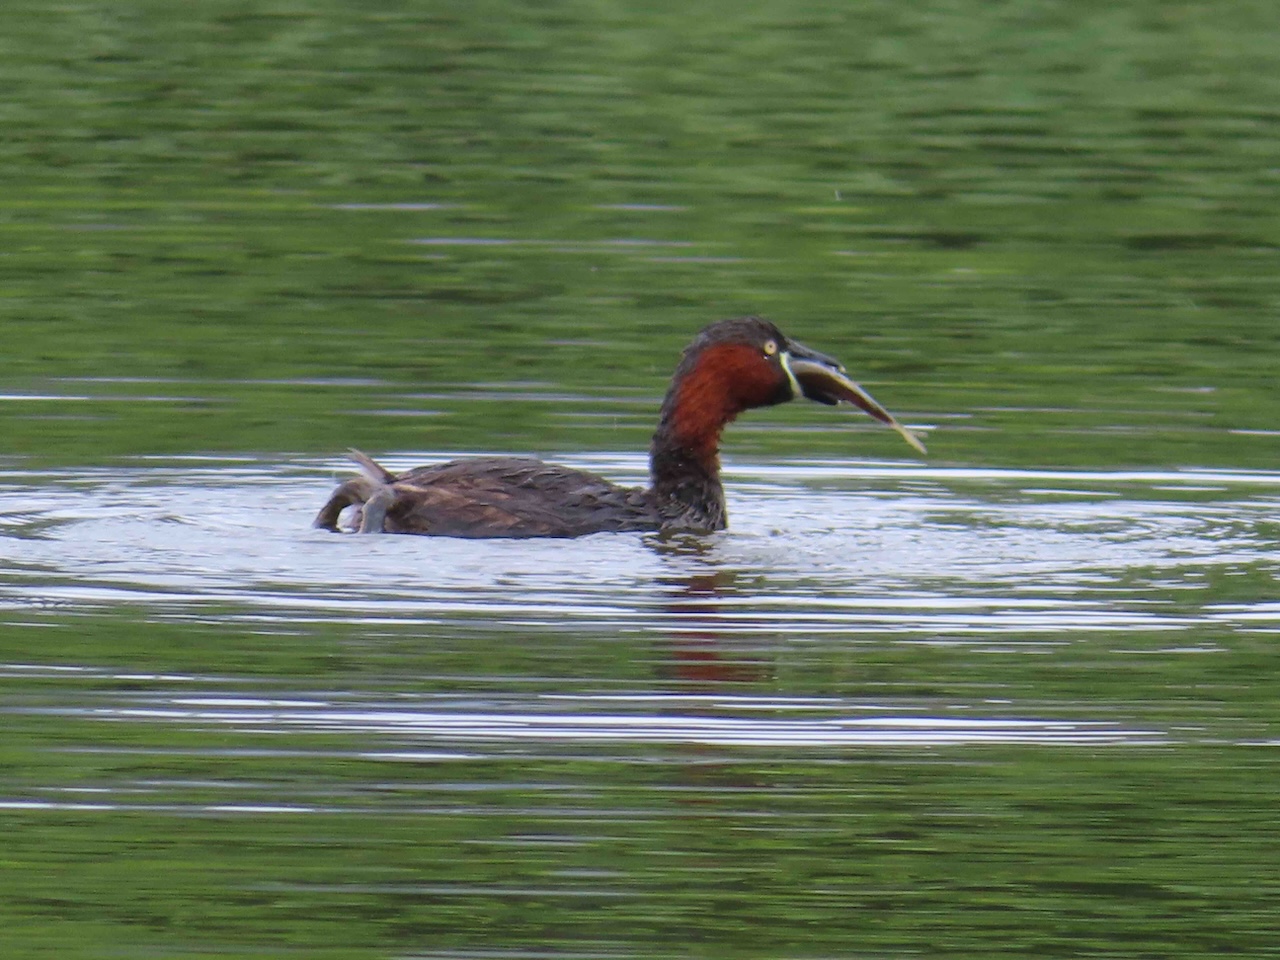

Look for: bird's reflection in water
[656,561,772,687]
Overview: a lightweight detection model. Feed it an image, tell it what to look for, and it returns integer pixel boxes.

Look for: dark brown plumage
[314,316,924,538]
[314,452,659,538]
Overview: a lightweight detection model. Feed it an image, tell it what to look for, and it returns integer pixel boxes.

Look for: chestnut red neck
[648,341,790,531]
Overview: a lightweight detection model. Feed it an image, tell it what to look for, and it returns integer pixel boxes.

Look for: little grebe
[314,316,925,537]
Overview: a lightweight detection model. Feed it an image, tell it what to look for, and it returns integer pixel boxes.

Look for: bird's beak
[780,341,927,455]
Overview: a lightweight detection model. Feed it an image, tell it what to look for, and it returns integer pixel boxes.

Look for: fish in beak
[780,341,927,455]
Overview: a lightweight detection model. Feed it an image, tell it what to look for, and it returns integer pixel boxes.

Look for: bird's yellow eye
[763,340,778,356]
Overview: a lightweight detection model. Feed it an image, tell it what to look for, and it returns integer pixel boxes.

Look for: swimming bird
[314,316,925,537]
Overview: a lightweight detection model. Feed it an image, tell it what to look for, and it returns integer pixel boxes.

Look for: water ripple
[0,455,1274,639]
[19,690,1161,749]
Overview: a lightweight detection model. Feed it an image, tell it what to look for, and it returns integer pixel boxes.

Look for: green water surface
[1,2,1279,958]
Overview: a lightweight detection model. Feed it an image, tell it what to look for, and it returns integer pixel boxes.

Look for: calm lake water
[4,2,1280,958]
